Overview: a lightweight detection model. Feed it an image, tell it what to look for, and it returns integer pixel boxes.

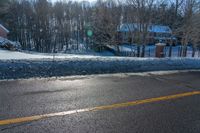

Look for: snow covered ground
[0,37,21,50]
[0,49,200,80]
[0,49,114,60]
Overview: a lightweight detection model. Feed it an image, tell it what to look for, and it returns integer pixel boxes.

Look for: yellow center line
[1,91,200,126]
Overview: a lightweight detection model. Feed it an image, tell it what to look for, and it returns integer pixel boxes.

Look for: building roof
[0,24,9,33]
[149,25,172,33]
[118,23,172,34]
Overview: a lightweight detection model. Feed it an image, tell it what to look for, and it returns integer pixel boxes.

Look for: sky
[50,0,97,3]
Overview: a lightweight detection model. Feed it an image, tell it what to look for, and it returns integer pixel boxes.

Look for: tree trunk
[179,46,182,57]
[141,45,145,57]
[183,46,187,57]
[192,46,195,57]
[137,45,140,57]
[198,49,200,57]
[169,44,172,57]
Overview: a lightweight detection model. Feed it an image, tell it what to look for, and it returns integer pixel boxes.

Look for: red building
[0,24,9,38]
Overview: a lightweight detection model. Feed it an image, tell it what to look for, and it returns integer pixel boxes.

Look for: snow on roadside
[0,49,115,60]
[0,48,200,79]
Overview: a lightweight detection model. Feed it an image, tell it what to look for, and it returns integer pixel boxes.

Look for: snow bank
[0,49,199,80]
[0,37,21,50]
[0,55,200,79]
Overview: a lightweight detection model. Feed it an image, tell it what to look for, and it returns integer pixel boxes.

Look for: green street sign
[87,30,93,37]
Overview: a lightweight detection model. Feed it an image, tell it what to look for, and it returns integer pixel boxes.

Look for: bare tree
[0,0,10,17]
[91,0,121,52]
[178,0,197,57]
[127,0,155,57]
[1,0,199,58]
[190,9,200,57]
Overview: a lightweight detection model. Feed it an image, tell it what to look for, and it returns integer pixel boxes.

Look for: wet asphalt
[0,71,200,133]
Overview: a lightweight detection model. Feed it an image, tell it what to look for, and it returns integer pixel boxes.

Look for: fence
[117,45,200,58]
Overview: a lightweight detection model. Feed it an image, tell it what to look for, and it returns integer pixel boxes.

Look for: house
[0,24,9,38]
[80,1,91,8]
[117,23,176,45]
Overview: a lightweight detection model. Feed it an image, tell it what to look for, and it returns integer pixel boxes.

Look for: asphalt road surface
[0,71,200,133]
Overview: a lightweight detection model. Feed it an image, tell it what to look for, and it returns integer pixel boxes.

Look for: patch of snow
[149,25,172,33]
[0,49,115,60]
[119,23,172,33]
[0,48,200,80]
[0,37,21,50]
[0,49,200,79]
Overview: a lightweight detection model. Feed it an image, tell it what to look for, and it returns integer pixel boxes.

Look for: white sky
[50,0,97,2]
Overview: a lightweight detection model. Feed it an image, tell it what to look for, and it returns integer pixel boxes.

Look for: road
[0,71,200,133]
